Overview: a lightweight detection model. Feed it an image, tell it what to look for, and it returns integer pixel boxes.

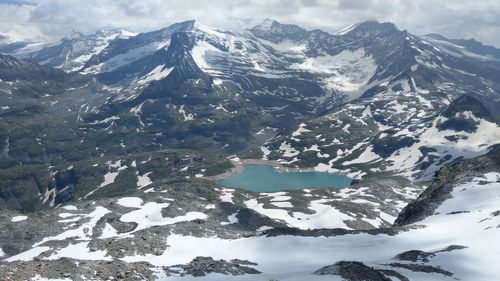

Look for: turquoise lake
[216,164,352,192]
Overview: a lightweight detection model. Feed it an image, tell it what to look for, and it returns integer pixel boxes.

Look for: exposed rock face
[250,18,310,43]
[313,261,392,281]
[313,256,458,281]
[387,263,453,277]
[394,144,500,226]
[166,256,260,277]
[394,245,467,263]
[0,54,70,82]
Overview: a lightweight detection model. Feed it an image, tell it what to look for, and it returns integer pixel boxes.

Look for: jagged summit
[353,20,397,29]
[335,22,359,35]
[423,33,447,40]
[259,18,277,29]
[248,19,405,46]
[62,28,136,41]
[93,28,137,38]
[154,19,222,35]
[342,20,401,37]
[63,31,85,40]
[423,32,500,59]
[250,18,309,43]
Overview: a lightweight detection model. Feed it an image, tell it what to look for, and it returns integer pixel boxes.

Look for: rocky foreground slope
[0,146,498,280]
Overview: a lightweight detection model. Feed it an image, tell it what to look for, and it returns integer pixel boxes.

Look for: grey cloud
[336,0,374,10]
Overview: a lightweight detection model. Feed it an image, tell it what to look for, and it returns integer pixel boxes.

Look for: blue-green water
[216,164,352,192]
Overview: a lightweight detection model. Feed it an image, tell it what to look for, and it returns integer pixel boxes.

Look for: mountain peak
[335,20,402,40]
[94,28,137,39]
[423,33,447,40]
[259,18,278,30]
[423,32,500,58]
[252,18,302,31]
[64,31,85,40]
[155,20,197,35]
[193,21,224,36]
[116,29,138,38]
[250,19,309,43]
[442,94,494,121]
[336,23,360,35]
[353,20,399,32]
[175,19,197,29]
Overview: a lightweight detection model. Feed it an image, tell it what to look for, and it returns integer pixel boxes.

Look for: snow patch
[11,215,28,222]
[120,202,208,234]
[117,197,143,208]
[136,65,174,85]
[137,172,153,189]
[220,212,239,225]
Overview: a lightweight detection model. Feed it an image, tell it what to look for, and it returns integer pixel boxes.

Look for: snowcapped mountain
[256,20,500,182]
[0,18,500,281]
[1,29,137,72]
[51,20,409,157]
[0,33,46,57]
[0,18,498,207]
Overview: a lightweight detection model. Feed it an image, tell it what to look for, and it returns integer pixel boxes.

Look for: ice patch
[85,160,126,198]
[221,212,239,225]
[291,123,311,137]
[11,215,28,222]
[137,172,153,189]
[260,146,271,160]
[342,146,381,165]
[6,246,51,262]
[46,241,111,261]
[136,65,174,85]
[61,205,78,211]
[178,105,195,121]
[270,201,293,208]
[220,188,235,203]
[191,41,221,70]
[33,207,111,247]
[117,197,143,208]
[245,198,352,229]
[120,202,207,234]
[279,142,299,158]
[292,48,377,99]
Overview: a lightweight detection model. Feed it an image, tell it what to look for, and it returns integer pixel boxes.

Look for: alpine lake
[216,164,352,192]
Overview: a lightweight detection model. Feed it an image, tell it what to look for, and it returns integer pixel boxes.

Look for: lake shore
[206,158,353,191]
[205,158,348,180]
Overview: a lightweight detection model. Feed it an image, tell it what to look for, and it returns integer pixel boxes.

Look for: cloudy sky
[1,0,500,47]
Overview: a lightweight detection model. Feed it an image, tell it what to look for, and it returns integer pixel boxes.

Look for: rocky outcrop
[313,261,393,281]
[387,263,453,277]
[394,245,467,263]
[165,256,260,277]
[394,144,500,226]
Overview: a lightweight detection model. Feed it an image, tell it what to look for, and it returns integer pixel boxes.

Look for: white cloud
[0,0,499,47]
[0,3,41,41]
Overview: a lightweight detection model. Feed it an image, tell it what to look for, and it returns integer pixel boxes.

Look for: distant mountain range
[2,18,499,174]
